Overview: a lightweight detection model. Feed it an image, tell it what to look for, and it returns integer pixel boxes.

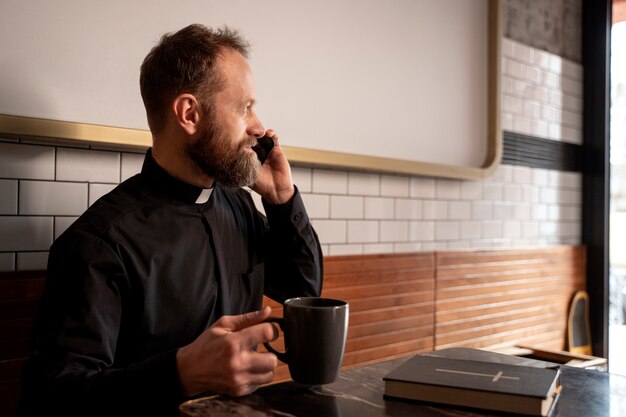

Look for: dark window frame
[582,0,612,357]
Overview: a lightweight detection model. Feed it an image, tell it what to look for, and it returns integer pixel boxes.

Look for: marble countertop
[179,349,626,417]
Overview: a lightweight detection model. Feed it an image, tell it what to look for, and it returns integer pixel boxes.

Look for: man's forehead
[217,48,250,72]
[216,49,256,97]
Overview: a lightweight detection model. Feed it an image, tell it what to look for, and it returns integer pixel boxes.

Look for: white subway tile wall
[348,172,380,196]
[502,38,583,144]
[312,170,348,194]
[0,38,583,269]
[395,199,422,220]
[381,175,409,197]
[0,179,18,214]
[380,220,409,243]
[330,195,364,219]
[363,243,394,254]
[54,216,79,240]
[410,221,435,242]
[365,197,394,220]
[0,216,53,252]
[0,252,15,270]
[17,251,49,270]
[310,219,347,245]
[19,181,88,216]
[121,153,145,182]
[0,142,55,180]
[89,183,117,206]
[347,220,379,243]
[301,194,330,219]
[56,148,120,183]
[291,167,312,193]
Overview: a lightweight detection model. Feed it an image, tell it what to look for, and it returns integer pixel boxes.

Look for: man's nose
[248,110,266,138]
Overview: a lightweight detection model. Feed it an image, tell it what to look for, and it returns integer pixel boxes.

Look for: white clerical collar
[195,188,213,204]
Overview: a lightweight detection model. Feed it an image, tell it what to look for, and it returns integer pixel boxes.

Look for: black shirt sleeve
[262,187,324,302]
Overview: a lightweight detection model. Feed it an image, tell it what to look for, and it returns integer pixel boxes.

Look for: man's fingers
[247,370,275,386]
[238,321,279,350]
[268,322,280,341]
[264,129,278,142]
[224,351,277,397]
[217,306,272,332]
[228,370,274,397]
[247,351,278,373]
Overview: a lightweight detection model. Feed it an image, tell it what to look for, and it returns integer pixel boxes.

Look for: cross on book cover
[383,354,561,416]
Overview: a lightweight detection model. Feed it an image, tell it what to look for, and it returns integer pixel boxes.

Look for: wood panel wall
[434,246,586,351]
[0,246,585,415]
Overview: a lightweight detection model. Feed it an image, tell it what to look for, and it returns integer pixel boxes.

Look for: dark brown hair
[139,24,249,134]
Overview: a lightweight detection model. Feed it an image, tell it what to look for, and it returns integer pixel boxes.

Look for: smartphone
[252,136,275,165]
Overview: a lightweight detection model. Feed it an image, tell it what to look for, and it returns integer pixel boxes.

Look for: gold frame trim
[0,0,501,180]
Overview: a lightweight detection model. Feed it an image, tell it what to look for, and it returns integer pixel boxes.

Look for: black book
[383,354,561,416]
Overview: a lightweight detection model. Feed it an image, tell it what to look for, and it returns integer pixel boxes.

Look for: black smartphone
[252,136,275,165]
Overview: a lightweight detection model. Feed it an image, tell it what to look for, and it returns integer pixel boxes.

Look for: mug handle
[263,317,288,363]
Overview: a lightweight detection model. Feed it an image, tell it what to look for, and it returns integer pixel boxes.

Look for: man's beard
[186,116,261,188]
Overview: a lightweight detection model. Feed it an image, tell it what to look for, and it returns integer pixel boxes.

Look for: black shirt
[19,149,323,416]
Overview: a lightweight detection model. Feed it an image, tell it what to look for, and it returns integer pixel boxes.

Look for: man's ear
[172,94,200,135]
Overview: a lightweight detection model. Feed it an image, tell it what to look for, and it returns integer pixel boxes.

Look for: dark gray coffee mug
[263,297,349,385]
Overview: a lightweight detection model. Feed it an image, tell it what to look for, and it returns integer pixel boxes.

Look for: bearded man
[18,24,323,417]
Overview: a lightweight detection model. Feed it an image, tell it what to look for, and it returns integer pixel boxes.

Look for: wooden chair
[567,290,592,355]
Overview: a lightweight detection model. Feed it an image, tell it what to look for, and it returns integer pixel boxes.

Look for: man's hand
[176,306,278,398]
[251,130,295,205]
